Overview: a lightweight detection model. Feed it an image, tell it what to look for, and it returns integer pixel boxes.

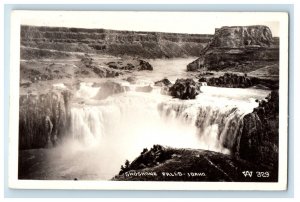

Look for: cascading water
[62,79,270,180]
[41,58,271,180]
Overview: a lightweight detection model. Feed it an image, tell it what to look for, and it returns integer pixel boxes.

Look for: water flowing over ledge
[20,57,276,179]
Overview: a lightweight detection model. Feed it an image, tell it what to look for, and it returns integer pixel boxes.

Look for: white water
[46,58,270,180]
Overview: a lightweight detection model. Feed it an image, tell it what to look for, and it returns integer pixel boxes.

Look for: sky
[16,11,280,36]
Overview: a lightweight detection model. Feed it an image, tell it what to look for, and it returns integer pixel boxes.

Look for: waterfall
[61,81,271,182]
[70,107,104,146]
[159,102,245,154]
[75,82,100,99]
[68,83,265,157]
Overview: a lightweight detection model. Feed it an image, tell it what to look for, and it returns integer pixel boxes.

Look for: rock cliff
[237,91,279,169]
[187,26,279,71]
[21,25,212,59]
[19,90,72,149]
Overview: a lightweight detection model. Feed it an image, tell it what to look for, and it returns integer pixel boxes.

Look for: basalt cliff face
[237,91,279,169]
[19,90,72,149]
[21,25,212,59]
[187,26,279,71]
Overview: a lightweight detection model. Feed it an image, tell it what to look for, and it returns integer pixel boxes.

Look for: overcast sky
[17,11,280,36]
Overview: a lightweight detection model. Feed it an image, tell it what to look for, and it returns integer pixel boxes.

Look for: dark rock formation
[237,91,279,168]
[200,73,278,89]
[19,90,72,149]
[80,56,120,78]
[106,59,153,71]
[187,26,279,71]
[107,61,135,70]
[113,145,277,182]
[21,25,213,59]
[169,78,200,99]
[154,78,173,95]
[138,60,153,70]
[93,81,128,100]
[202,73,253,88]
[154,78,172,87]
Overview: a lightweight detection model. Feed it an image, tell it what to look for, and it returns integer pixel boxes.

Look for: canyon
[21,25,212,59]
[18,25,279,182]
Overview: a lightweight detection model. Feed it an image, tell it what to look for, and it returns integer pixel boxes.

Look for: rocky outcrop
[19,90,72,149]
[21,25,213,59]
[80,56,121,78]
[113,145,277,182]
[187,26,279,71]
[154,78,172,87]
[200,73,252,88]
[169,78,200,99]
[138,60,153,70]
[106,59,153,71]
[199,73,279,89]
[154,78,172,95]
[237,91,279,168]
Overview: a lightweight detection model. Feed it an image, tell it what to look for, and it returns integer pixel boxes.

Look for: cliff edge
[187,26,279,72]
[21,25,212,59]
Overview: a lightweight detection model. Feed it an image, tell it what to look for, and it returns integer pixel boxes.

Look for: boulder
[169,78,200,99]
[106,59,153,71]
[154,78,172,87]
[137,59,153,71]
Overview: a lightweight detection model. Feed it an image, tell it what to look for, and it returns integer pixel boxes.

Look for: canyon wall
[237,90,279,169]
[19,90,72,149]
[21,25,213,59]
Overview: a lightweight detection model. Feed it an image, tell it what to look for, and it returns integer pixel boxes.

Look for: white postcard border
[8,11,289,190]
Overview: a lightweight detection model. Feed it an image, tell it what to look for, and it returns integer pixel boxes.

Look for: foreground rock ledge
[113,145,277,182]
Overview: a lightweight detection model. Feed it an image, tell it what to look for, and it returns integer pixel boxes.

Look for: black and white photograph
[8,11,288,190]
